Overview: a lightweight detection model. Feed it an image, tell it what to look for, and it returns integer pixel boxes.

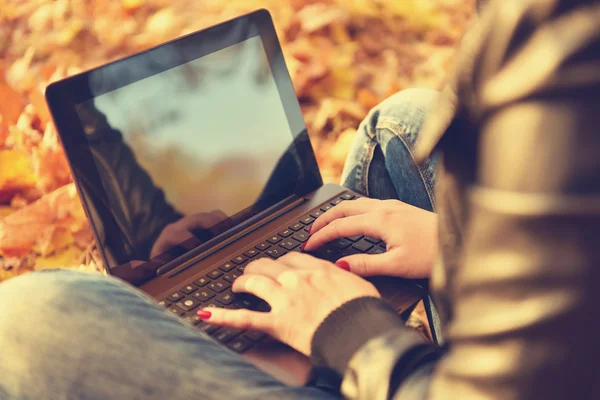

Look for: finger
[276,251,327,269]
[337,252,408,278]
[310,198,376,234]
[232,274,285,304]
[197,307,271,332]
[245,257,292,280]
[304,214,381,251]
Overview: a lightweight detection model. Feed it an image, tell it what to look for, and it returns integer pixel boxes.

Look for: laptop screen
[54,13,322,279]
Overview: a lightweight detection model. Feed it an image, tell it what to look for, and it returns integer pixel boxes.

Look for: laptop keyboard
[157,191,386,354]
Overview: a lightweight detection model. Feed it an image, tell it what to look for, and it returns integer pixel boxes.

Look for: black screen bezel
[45,9,322,281]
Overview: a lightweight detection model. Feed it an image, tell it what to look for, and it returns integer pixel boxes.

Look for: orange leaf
[28,89,53,129]
[0,64,26,145]
[0,184,88,257]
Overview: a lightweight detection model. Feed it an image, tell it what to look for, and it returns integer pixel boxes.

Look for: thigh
[0,270,338,400]
[341,88,441,212]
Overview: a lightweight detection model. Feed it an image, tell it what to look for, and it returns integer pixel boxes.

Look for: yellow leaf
[0,150,36,203]
[35,246,82,271]
[330,67,356,100]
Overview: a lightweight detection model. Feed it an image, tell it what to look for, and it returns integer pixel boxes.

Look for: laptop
[45,9,427,387]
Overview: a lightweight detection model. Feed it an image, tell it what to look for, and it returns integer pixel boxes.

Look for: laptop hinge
[156,194,305,277]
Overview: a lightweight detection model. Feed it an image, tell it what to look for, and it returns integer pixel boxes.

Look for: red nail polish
[300,242,307,251]
[307,226,312,234]
[336,260,350,271]
[197,309,212,319]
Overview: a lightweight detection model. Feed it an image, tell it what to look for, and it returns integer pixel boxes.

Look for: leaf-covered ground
[1,0,474,342]
[0,0,474,278]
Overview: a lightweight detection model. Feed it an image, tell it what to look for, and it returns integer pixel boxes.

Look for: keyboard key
[320,204,333,212]
[265,247,287,259]
[379,243,386,250]
[232,255,247,265]
[214,328,242,344]
[243,331,268,342]
[300,216,315,225]
[166,292,184,302]
[176,298,200,311]
[204,302,225,309]
[339,247,361,258]
[345,235,363,242]
[207,269,223,279]
[244,248,259,258]
[255,242,271,251]
[219,262,236,272]
[193,277,210,287]
[313,246,341,262]
[237,264,247,273]
[352,239,374,253]
[193,289,215,301]
[304,223,313,233]
[266,235,282,244]
[184,314,203,325]
[331,238,352,249]
[278,228,293,237]
[331,198,343,206]
[368,246,385,255]
[168,306,184,316]
[289,222,304,231]
[158,300,170,308]
[223,272,240,283]
[255,300,271,312]
[228,337,254,353]
[292,232,309,243]
[208,280,230,293]
[179,284,198,295]
[340,193,355,200]
[279,238,300,250]
[310,210,324,218]
[215,291,237,305]
[364,236,381,244]
[234,295,259,309]
[197,321,220,334]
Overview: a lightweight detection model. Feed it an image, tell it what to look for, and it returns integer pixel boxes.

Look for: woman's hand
[304,198,438,279]
[196,252,380,356]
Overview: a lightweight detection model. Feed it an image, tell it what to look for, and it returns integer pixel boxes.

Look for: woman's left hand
[196,252,380,356]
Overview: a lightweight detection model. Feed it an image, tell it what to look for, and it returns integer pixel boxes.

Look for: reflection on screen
[75,36,298,265]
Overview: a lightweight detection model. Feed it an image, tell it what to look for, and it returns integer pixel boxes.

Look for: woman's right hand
[303,198,438,279]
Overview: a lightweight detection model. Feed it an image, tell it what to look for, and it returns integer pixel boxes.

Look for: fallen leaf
[0,150,37,203]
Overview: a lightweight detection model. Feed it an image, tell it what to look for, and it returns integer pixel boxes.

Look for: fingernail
[307,226,312,234]
[300,242,307,251]
[197,309,212,319]
[335,260,350,271]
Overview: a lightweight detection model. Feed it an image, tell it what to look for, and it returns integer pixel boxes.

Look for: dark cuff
[310,296,405,378]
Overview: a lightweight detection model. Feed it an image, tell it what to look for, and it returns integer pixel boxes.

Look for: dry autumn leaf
[0,183,89,258]
[0,0,474,282]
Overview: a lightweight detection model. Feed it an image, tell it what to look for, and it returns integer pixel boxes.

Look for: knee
[0,270,117,343]
[363,88,440,140]
[341,88,440,192]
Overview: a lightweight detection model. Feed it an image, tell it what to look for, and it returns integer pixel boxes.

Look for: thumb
[336,253,398,277]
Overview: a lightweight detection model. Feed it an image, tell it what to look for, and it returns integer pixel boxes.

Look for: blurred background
[0,0,474,283]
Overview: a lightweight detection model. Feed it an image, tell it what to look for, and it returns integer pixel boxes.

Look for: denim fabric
[0,88,440,400]
[341,88,440,212]
[0,270,337,400]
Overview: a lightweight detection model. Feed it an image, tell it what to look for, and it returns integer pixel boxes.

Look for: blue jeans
[0,89,439,400]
